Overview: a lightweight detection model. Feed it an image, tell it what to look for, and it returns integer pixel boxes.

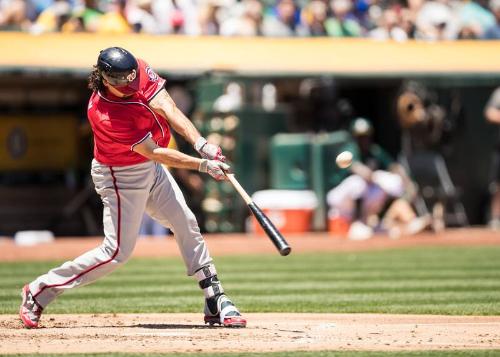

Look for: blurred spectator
[0,0,28,30]
[483,0,500,38]
[457,23,482,39]
[96,0,131,33]
[220,0,263,36]
[61,15,85,32]
[27,0,55,21]
[0,0,498,39]
[415,0,459,40]
[150,0,199,35]
[369,8,408,41]
[352,0,372,29]
[301,0,328,36]
[457,0,495,38]
[400,8,418,38]
[324,0,363,37]
[484,87,500,230]
[66,0,102,32]
[262,0,305,37]
[198,0,222,35]
[127,0,161,33]
[327,118,406,240]
[30,0,72,33]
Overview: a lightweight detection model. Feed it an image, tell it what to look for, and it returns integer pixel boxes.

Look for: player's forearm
[151,147,202,170]
[166,110,201,145]
[149,89,201,145]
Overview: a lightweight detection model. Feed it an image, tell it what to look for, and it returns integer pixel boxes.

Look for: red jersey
[87,59,171,166]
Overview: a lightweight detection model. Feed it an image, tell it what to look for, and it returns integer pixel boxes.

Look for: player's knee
[114,248,134,264]
[99,242,132,265]
[328,175,366,206]
[345,175,368,195]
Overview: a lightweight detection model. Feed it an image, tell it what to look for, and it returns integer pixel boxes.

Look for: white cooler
[250,190,318,234]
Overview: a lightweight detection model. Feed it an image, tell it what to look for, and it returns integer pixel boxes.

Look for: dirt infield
[2,229,499,354]
[0,228,499,261]
[1,313,500,354]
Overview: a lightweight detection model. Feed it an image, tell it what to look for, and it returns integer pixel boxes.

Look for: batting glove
[199,159,230,181]
[194,137,226,162]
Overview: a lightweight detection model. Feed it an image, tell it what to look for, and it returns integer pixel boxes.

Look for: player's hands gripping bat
[198,159,230,181]
[224,172,291,256]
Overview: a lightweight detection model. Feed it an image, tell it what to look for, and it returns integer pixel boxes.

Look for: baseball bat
[225,173,291,256]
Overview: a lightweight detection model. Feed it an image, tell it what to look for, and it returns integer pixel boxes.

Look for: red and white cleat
[204,314,247,328]
[204,294,246,328]
[19,285,43,329]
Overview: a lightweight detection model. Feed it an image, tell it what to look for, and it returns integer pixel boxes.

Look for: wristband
[194,137,208,152]
[198,159,208,173]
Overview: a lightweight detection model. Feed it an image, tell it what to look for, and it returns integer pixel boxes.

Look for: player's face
[103,79,135,98]
[101,69,139,97]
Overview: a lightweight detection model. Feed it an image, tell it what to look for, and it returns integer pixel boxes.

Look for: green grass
[1,246,500,315]
[3,352,500,357]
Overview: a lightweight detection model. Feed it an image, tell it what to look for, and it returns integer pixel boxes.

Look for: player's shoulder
[136,58,166,100]
[137,58,162,83]
[87,91,99,111]
[88,91,116,113]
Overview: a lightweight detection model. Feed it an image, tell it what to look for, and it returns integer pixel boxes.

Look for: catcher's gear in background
[198,159,230,181]
[194,137,226,162]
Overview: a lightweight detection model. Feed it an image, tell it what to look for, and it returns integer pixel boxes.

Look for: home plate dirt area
[1,229,500,354]
[1,313,500,354]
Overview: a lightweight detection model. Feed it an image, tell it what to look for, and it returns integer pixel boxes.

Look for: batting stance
[19,47,246,329]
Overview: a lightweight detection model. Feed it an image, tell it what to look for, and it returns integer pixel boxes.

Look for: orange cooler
[327,215,350,237]
[250,190,318,234]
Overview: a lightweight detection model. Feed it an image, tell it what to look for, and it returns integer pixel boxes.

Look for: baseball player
[19,47,246,329]
[327,118,406,239]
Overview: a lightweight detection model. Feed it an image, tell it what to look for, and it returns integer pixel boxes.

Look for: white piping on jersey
[149,83,165,101]
[97,91,166,149]
[131,132,153,152]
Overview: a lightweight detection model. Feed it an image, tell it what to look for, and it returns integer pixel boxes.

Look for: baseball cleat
[204,314,247,328]
[19,284,43,329]
[204,294,246,328]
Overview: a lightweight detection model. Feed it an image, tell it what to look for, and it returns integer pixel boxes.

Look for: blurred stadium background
[0,0,499,238]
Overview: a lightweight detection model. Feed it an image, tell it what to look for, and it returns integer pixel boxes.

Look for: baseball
[336,151,353,169]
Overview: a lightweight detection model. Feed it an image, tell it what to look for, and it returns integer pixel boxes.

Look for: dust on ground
[1,229,499,354]
[1,313,499,354]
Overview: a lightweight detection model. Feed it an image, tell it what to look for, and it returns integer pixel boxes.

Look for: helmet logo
[126,69,137,82]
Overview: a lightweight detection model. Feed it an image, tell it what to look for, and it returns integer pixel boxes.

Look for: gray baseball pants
[30,159,212,308]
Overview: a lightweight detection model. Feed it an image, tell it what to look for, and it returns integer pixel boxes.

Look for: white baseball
[336,151,353,169]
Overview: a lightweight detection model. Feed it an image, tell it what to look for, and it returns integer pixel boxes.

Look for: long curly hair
[88,65,105,92]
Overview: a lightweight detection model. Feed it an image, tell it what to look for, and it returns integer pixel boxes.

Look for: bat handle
[225,173,252,204]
